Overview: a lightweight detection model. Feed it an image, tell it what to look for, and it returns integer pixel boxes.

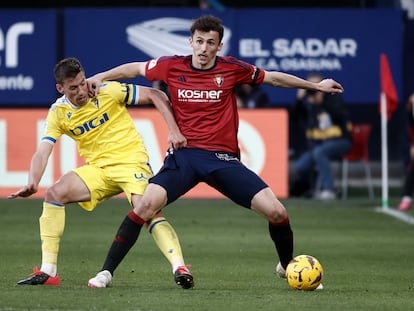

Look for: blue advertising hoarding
[0,10,57,106]
[64,8,403,105]
[235,9,403,105]
[0,8,403,106]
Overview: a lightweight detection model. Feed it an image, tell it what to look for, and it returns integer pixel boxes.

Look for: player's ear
[56,83,64,95]
[217,42,223,51]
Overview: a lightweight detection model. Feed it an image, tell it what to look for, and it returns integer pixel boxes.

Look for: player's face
[189,30,223,69]
[55,71,89,107]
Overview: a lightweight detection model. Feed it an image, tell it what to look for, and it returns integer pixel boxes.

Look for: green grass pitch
[0,197,413,310]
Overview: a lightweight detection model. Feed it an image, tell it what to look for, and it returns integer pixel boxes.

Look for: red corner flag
[379,53,398,120]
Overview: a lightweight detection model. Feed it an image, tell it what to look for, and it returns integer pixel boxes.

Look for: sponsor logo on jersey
[177,89,223,103]
[69,112,109,136]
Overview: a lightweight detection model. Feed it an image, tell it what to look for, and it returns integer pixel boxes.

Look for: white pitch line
[375,207,414,225]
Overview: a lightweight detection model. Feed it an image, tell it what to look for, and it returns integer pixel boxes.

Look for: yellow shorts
[73,162,153,211]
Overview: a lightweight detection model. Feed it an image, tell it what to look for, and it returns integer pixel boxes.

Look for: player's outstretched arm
[263,70,344,94]
[87,62,147,97]
[8,142,53,199]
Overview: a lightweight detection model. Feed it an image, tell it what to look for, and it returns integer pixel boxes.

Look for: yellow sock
[39,201,65,277]
[148,217,185,272]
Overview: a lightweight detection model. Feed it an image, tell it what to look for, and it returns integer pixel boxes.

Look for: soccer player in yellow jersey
[8,57,193,289]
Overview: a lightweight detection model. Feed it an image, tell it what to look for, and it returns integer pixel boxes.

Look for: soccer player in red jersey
[87,15,344,288]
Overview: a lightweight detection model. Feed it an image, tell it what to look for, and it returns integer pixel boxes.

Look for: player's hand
[7,184,37,199]
[86,76,103,98]
[318,79,344,94]
[168,131,187,150]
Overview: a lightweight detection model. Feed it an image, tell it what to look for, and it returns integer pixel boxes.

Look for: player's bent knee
[133,200,163,221]
[44,186,63,203]
[251,187,288,222]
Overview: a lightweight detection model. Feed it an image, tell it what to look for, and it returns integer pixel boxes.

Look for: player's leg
[148,215,185,270]
[145,150,198,288]
[147,214,193,289]
[88,183,191,289]
[250,188,293,270]
[87,203,146,288]
[17,171,92,285]
[89,155,197,288]
[87,163,153,288]
[209,165,293,273]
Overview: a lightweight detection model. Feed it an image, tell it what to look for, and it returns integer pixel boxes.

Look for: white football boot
[87,270,112,288]
[276,262,287,279]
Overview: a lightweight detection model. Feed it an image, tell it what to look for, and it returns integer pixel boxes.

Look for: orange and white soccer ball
[285,255,323,291]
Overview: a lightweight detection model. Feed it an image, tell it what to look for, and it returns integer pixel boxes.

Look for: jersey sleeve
[42,106,63,144]
[228,56,265,85]
[100,81,140,106]
[145,56,171,82]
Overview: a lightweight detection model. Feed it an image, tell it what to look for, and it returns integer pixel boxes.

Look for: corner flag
[379,53,398,120]
[379,53,398,209]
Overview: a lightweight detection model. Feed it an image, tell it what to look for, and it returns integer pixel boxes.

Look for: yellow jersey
[42,81,148,167]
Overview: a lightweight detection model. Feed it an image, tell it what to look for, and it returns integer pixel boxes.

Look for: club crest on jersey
[93,98,99,109]
[214,75,224,87]
[67,112,72,120]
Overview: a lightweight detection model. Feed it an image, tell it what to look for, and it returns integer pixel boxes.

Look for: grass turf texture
[0,197,413,311]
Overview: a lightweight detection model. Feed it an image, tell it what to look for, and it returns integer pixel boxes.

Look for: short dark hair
[190,15,224,42]
[54,57,84,84]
